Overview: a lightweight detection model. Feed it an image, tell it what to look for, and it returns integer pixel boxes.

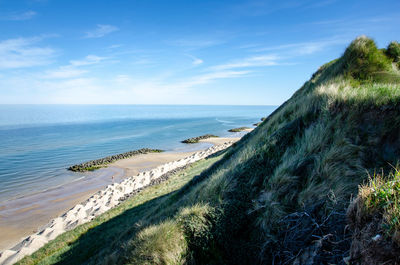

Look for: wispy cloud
[43,55,106,79]
[1,10,37,21]
[85,24,119,38]
[156,70,251,93]
[107,44,123,49]
[251,38,348,55]
[211,54,279,71]
[44,68,87,79]
[0,37,55,69]
[168,38,223,50]
[70,55,106,66]
[185,54,203,65]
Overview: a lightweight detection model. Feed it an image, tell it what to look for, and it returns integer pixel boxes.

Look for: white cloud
[85,24,119,38]
[253,38,347,55]
[175,70,251,89]
[44,68,87,79]
[70,55,106,66]
[192,58,203,65]
[0,37,55,69]
[211,54,279,71]
[42,55,106,79]
[168,38,223,50]
[107,44,123,49]
[115,74,131,83]
[1,11,37,21]
[185,54,203,65]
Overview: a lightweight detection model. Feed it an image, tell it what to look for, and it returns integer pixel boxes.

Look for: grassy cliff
[18,36,400,264]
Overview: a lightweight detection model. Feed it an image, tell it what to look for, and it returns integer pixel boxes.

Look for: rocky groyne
[68,148,164,172]
[181,134,219,144]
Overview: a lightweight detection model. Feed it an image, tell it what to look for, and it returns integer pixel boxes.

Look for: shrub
[342,36,391,80]
[387,41,400,62]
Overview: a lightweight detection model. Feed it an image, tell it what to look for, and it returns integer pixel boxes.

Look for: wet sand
[0,137,239,251]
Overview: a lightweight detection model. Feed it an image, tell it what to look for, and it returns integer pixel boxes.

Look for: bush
[387,41,400,62]
[342,36,391,80]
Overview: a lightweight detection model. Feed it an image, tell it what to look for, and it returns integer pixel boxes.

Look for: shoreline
[0,137,240,264]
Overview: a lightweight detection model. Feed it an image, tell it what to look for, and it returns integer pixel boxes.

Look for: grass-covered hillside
[18,36,400,265]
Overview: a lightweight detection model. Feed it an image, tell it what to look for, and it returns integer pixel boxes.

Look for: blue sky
[0,0,399,105]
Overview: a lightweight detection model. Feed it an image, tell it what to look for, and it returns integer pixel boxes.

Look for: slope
[17,36,400,265]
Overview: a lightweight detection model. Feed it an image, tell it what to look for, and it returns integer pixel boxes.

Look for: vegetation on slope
[347,168,400,264]
[21,36,400,264]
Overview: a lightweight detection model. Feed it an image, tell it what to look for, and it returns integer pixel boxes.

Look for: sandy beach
[0,137,240,265]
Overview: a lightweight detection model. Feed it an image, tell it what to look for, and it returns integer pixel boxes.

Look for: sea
[0,104,276,204]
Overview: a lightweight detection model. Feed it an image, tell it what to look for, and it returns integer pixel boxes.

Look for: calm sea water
[0,105,276,203]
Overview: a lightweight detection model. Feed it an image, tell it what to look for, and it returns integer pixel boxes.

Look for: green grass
[359,169,400,239]
[125,221,187,265]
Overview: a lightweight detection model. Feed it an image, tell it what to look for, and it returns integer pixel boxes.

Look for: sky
[0,0,399,105]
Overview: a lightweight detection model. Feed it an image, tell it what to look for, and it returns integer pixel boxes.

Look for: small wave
[215,118,234,124]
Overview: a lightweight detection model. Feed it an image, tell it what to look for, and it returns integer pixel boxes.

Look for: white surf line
[0,141,235,265]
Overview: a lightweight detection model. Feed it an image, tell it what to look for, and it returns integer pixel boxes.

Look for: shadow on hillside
[54,79,400,265]
[54,150,230,265]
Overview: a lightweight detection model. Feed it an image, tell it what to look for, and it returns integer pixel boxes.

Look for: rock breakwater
[68,148,164,172]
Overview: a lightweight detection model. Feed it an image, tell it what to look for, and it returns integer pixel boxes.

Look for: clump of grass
[181,134,219,144]
[177,204,216,258]
[341,36,391,80]
[359,169,400,240]
[228,127,251,132]
[126,221,188,265]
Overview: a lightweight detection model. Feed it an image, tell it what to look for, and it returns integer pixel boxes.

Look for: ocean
[0,104,276,203]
